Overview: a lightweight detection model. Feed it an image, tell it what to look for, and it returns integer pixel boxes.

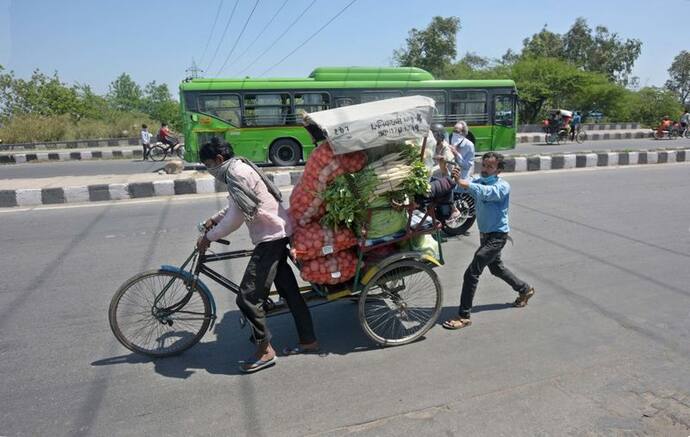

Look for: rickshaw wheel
[358,259,442,346]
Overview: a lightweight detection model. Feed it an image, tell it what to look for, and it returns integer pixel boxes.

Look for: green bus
[179,67,518,166]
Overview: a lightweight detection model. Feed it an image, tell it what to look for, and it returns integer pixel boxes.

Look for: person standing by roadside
[197,139,319,373]
[442,152,534,331]
[140,124,152,160]
[448,121,475,180]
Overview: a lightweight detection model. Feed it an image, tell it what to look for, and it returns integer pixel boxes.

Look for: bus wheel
[269,139,301,166]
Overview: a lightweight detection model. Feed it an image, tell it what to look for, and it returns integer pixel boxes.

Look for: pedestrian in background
[442,152,535,331]
[140,124,152,160]
[448,120,475,180]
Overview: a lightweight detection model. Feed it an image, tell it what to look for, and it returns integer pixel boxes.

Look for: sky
[1,0,687,96]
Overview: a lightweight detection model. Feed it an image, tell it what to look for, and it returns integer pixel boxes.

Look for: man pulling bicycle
[198,139,319,373]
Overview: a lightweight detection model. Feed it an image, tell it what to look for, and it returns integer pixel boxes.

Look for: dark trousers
[459,232,530,318]
[236,237,316,345]
[142,143,150,159]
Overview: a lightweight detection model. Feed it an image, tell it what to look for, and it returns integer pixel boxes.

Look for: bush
[0,112,157,143]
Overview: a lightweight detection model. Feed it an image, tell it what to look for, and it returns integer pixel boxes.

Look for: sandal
[513,287,535,308]
[238,355,276,374]
[442,318,472,330]
[282,345,321,356]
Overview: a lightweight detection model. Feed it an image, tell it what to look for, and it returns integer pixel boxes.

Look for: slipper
[442,318,472,330]
[282,345,321,356]
[238,355,276,374]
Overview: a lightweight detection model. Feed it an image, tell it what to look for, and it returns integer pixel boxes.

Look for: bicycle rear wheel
[358,260,442,346]
[109,270,212,357]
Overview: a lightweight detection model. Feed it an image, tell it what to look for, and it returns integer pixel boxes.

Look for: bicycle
[149,141,185,161]
[545,127,569,145]
[109,215,444,357]
[570,125,587,144]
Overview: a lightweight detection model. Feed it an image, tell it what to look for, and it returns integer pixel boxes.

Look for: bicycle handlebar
[216,239,230,245]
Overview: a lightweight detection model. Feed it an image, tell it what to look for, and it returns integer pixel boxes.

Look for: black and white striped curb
[0,137,139,151]
[0,148,144,164]
[0,171,302,208]
[1,149,688,208]
[517,129,653,144]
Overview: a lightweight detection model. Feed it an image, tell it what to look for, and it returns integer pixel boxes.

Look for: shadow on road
[92,300,384,379]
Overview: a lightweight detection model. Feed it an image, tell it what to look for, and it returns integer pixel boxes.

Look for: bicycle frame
[154,246,252,329]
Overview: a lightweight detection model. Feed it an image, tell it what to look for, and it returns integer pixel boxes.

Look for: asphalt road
[1,164,690,436]
[2,137,689,180]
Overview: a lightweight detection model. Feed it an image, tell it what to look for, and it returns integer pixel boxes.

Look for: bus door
[491,94,517,150]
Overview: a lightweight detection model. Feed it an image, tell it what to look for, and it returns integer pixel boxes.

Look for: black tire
[175,145,185,160]
[546,133,557,145]
[109,270,212,357]
[575,131,587,144]
[269,139,301,166]
[358,260,442,346]
[149,145,167,161]
[442,193,476,236]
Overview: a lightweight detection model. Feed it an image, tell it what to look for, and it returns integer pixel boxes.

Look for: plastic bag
[365,197,408,239]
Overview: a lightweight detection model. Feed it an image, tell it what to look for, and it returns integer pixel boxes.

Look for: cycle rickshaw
[109,96,447,358]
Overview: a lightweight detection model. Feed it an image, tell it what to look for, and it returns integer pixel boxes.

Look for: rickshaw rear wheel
[358,259,442,346]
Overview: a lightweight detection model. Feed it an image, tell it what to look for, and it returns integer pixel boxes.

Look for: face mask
[207,161,225,180]
[478,174,498,184]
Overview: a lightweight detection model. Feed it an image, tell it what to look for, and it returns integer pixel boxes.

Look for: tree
[522,18,642,85]
[627,87,682,126]
[107,73,142,112]
[141,81,179,128]
[510,57,587,123]
[74,83,109,120]
[392,16,460,78]
[521,26,564,59]
[665,51,690,105]
[0,66,81,118]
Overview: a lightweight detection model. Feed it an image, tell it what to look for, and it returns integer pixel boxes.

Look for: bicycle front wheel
[575,131,587,144]
[149,145,167,161]
[359,260,442,346]
[109,270,212,357]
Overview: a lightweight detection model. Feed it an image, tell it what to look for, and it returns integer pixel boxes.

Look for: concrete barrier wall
[517,122,641,133]
[0,137,140,151]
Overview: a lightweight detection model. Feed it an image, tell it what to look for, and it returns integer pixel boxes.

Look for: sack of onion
[299,249,358,285]
[291,221,357,261]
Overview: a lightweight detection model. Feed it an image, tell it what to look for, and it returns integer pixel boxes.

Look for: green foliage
[107,73,142,112]
[665,51,690,105]
[510,57,586,123]
[624,87,683,127]
[0,111,157,143]
[0,66,181,142]
[523,18,642,85]
[392,16,461,78]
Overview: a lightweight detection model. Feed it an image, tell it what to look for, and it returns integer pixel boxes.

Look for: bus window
[295,92,330,118]
[198,94,241,126]
[243,93,292,126]
[494,95,515,127]
[360,91,402,103]
[406,90,446,122]
[449,91,488,125]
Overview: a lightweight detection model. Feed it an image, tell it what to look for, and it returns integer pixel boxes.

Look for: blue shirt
[456,176,510,233]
